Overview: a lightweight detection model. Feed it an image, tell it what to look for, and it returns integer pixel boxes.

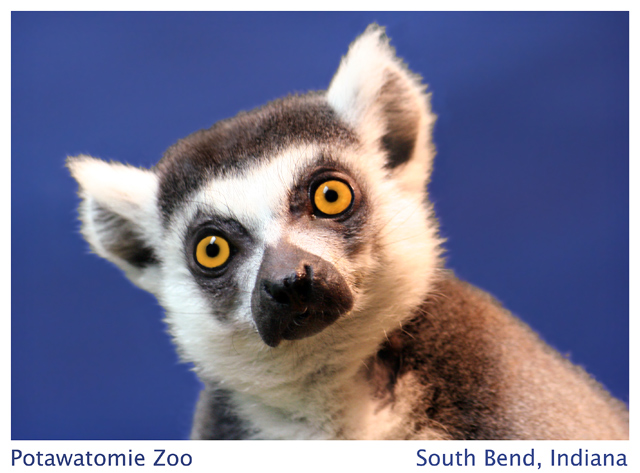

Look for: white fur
[328,25,395,131]
[327,24,436,196]
[68,155,163,293]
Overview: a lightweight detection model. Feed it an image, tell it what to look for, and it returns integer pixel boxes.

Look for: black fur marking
[91,202,159,268]
[379,71,420,169]
[155,93,357,223]
[366,274,513,439]
[191,385,255,439]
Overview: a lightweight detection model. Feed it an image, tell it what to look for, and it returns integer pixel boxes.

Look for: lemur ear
[327,24,436,190]
[67,155,162,293]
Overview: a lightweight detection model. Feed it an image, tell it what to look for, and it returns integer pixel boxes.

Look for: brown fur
[366,272,629,439]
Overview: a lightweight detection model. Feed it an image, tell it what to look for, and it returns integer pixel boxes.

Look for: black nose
[262,264,313,314]
[251,242,353,348]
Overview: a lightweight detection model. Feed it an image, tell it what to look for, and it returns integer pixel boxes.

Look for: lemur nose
[262,265,314,313]
[251,241,353,348]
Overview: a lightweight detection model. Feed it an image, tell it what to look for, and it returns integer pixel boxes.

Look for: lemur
[68,24,628,440]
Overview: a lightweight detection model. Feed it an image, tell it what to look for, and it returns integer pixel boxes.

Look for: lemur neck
[224,341,382,439]
[216,303,427,438]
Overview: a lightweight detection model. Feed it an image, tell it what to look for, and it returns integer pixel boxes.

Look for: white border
[6,4,635,471]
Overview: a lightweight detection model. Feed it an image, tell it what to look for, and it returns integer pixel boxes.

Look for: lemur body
[69,25,628,440]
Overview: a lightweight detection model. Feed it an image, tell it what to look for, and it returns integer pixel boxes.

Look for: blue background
[12,12,629,440]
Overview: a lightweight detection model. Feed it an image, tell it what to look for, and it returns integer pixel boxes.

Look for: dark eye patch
[287,159,370,257]
[183,211,255,321]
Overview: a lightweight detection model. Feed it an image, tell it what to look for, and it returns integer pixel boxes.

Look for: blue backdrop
[12,12,629,440]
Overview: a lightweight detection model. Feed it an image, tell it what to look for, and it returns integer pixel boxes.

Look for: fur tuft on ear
[327,24,436,191]
[67,155,162,293]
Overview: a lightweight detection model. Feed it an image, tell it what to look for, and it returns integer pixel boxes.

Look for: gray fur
[191,385,255,440]
[91,201,159,268]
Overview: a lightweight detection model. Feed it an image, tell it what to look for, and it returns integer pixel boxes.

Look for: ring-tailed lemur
[68,24,628,440]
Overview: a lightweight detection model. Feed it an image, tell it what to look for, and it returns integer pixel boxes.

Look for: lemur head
[68,25,441,384]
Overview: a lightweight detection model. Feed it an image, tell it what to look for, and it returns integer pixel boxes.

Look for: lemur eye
[195,235,231,269]
[312,179,353,216]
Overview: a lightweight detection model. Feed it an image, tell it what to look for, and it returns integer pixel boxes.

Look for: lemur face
[155,100,367,350]
[68,25,441,383]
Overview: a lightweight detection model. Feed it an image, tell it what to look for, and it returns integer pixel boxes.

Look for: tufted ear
[327,24,436,192]
[67,155,163,294]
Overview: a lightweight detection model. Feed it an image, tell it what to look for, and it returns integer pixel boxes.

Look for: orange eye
[195,235,231,269]
[313,180,353,216]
